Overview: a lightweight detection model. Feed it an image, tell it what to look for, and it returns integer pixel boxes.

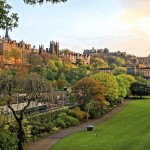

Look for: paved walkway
[25,99,130,150]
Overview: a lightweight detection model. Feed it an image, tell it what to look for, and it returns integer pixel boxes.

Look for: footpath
[25,99,130,150]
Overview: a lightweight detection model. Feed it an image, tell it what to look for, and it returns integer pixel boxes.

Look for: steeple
[5,28,9,39]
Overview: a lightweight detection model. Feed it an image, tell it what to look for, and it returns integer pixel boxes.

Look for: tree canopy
[113,67,127,75]
[92,73,120,106]
[0,0,67,30]
[23,0,67,5]
[130,82,150,99]
[72,77,105,109]
[0,0,19,30]
[0,73,49,150]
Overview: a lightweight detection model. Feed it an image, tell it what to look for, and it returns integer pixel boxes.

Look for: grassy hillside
[51,97,150,150]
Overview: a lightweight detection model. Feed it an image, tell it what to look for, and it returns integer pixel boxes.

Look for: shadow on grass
[130,96,150,100]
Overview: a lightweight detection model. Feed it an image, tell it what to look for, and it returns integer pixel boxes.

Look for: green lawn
[50,97,150,150]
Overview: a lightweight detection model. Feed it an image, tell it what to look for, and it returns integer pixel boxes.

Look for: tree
[8,48,22,64]
[114,57,125,66]
[135,76,150,85]
[130,82,150,99]
[116,76,127,98]
[113,67,127,75]
[23,0,67,5]
[0,73,49,150]
[29,54,43,66]
[47,60,58,72]
[1,0,67,30]
[0,0,19,30]
[65,65,88,85]
[118,74,136,97]
[72,77,105,109]
[91,57,108,74]
[107,56,125,67]
[92,73,120,106]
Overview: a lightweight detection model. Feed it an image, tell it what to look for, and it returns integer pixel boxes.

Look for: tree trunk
[17,120,25,150]
[140,95,142,99]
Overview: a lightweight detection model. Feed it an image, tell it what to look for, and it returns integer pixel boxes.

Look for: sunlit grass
[50,97,150,150]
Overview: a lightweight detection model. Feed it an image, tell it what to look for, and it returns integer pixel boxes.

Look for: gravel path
[25,99,130,150]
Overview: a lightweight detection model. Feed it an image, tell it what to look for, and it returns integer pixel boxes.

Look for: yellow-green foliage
[69,107,87,121]
[92,73,120,102]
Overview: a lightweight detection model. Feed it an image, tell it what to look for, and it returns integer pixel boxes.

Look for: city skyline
[0,0,150,57]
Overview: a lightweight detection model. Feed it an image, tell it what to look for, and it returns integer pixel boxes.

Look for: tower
[5,28,9,39]
[49,41,59,56]
[39,44,44,55]
[50,41,55,55]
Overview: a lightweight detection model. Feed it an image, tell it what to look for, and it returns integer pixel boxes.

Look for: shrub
[0,128,18,150]
[85,100,108,119]
[27,107,69,123]
[57,113,79,127]
[53,118,67,128]
[31,125,45,135]
[69,107,87,121]
[45,122,55,132]
[66,115,79,126]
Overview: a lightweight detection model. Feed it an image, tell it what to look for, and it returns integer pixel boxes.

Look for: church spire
[5,28,9,39]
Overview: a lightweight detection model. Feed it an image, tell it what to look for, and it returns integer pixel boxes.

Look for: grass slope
[51,97,150,150]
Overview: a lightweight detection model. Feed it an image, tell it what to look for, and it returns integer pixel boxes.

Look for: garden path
[25,99,130,150]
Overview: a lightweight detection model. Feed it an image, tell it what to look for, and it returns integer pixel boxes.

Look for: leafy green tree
[118,74,136,97]
[72,77,105,109]
[58,72,66,80]
[57,79,67,89]
[109,63,117,69]
[0,0,19,30]
[23,0,67,5]
[0,73,49,150]
[92,73,120,106]
[113,67,127,75]
[44,68,55,80]
[91,57,108,73]
[55,61,63,70]
[135,76,150,85]
[29,54,43,66]
[114,57,125,66]
[116,76,127,98]
[130,82,150,99]
[1,0,67,30]
[60,49,72,54]
[47,60,58,72]
[65,65,88,85]
[107,56,125,67]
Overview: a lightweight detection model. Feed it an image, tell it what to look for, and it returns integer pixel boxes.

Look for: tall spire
[5,28,9,39]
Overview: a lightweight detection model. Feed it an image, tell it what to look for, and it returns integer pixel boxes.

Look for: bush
[85,100,108,119]
[57,113,79,127]
[27,107,69,123]
[69,107,87,121]
[31,125,45,135]
[29,124,47,141]
[53,118,67,128]
[0,128,18,150]
[65,115,79,126]
[45,122,55,132]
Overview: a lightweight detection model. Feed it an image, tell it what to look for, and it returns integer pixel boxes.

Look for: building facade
[0,30,90,68]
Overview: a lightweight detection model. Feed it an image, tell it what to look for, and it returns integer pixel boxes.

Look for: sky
[0,0,150,57]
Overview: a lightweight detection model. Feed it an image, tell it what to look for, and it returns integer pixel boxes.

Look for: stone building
[99,68,113,73]
[0,30,90,68]
[0,29,32,67]
[60,52,90,65]
[138,67,150,79]
[45,41,59,56]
